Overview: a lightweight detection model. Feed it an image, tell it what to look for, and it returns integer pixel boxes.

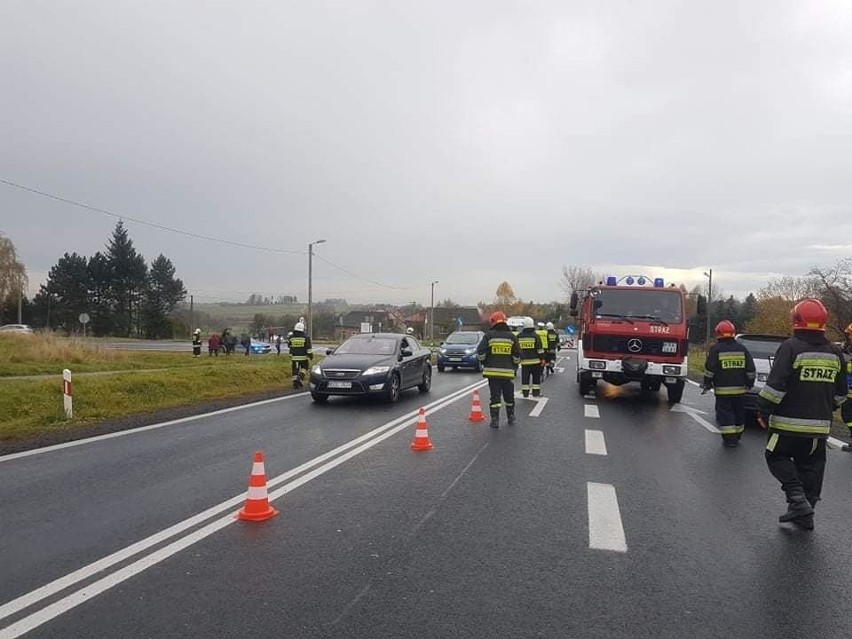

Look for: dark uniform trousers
[521,364,542,397]
[488,378,515,411]
[766,434,826,506]
[715,395,746,437]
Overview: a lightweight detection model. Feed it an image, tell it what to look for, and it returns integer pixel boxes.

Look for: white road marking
[670,403,720,434]
[584,405,600,419]
[587,482,627,553]
[827,436,848,450]
[685,379,701,387]
[0,381,486,634]
[528,397,549,417]
[585,430,607,455]
[555,367,565,373]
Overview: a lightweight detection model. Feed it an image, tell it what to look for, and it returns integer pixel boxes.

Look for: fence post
[63,368,73,419]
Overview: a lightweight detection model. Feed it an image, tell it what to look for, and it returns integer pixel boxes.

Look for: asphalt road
[3,354,852,638]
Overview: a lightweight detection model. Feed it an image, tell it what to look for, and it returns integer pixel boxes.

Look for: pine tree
[142,254,186,338]
[32,253,89,332]
[105,221,148,337]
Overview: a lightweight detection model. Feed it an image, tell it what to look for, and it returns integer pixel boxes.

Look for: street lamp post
[430,280,439,344]
[308,239,327,344]
[703,269,713,343]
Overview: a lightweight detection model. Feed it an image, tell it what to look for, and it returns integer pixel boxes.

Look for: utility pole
[430,280,439,344]
[703,269,713,343]
[189,294,194,336]
[17,276,23,324]
[308,239,327,344]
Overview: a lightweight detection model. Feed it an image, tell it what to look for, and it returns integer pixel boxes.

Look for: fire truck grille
[591,336,677,356]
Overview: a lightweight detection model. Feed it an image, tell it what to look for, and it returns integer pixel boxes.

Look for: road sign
[79,313,90,324]
[565,325,576,335]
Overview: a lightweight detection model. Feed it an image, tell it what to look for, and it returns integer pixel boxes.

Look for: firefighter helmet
[791,298,828,331]
[294,321,305,332]
[489,311,507,326]
[845,323,852,335]
[714,320,736,339]
[546,321,554,330]
[406,327,414,335]
[523,317,534,329]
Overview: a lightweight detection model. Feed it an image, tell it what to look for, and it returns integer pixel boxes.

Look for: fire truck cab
[569,276,689,403]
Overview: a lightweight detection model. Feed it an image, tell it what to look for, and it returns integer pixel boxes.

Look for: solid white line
[587,482,627,553]
[0,393,310,463]
[0,380,485,628]
[827,436,847,450]
[585,430,607,456]
[529,397,549,417]
[584,405,600,419]
[685,378,701,387]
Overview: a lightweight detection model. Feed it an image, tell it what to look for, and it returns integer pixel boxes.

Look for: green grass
[0,334,314,443]
[688,346,707,379]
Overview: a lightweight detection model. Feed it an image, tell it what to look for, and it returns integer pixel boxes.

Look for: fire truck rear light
[663,366,681,375]
[589,360,606,370]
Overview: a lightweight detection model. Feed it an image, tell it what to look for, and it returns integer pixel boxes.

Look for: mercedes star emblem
[627,338,643,353]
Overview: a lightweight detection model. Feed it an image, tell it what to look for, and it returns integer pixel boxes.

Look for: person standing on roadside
[757,299,848,530]
[477,311,521,428]
[518,317,546,398]
[275,334,282,356]
[208,333,220,356]
[544,321,560,378]
[192,329,202,358]
[840,324,852,451]
[702,320,756,447]
[288,321,313,388]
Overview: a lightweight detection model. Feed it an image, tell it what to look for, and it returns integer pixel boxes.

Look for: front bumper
[309,373,391,396]
[438,352,480,369]
[578,355,688,378]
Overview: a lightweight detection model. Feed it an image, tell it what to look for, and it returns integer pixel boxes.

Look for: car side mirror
[326,348,335,355]
[400,348,413,358]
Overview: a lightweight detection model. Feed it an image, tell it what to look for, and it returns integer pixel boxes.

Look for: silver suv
[734,333,787,413]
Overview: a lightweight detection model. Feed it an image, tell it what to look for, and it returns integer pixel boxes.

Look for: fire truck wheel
[579,377,595,396]
[666,379,685,404]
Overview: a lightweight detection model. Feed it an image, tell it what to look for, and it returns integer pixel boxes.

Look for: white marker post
[62,368,73,419]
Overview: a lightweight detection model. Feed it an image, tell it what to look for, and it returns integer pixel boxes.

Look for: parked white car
[734,333,787,417]
[0,324,34,334]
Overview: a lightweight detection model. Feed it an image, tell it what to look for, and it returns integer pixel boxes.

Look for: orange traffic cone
[468,389,486,423]
[236,451,279,522]
[410,407,434,451]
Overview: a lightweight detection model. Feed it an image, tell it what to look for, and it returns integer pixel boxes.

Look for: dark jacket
[517,327,545,366]
[546,329,560,353]
[758,331,848,438]
[287,331,313,362]
[477,323,521,379]
[703,338,756,396]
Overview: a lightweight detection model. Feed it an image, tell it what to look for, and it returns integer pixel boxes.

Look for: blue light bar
[606,276,617,286]
[654,278,664,287]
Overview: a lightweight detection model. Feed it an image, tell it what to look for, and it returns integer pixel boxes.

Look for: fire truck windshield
[593,289,683,323]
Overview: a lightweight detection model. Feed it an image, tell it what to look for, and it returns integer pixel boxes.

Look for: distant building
[428,307,485,338]
[335,310,392,341]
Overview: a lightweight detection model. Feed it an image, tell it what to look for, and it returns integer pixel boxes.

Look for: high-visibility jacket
[703,338,756,396]
[192,334,201,347]
[546,330,559,354]
[758,332,847,438]
[287,331,313,362]
[536,329,549,355]
[517,328,545,367]
[477,324,521,379]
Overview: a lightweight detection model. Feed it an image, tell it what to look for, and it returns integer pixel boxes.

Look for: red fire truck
[569,275,690,403]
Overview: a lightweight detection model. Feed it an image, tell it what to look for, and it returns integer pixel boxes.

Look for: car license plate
[449,357,462,362]
[328,381,352,389]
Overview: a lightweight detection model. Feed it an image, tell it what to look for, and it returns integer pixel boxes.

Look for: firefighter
[756,299,848,530]
[518,317,546,398]
[544,321,560,377]
[841,324,852,451]
[287,321,313,389]
[192,328,202,358]
[535,322,550,376]
[476,311,521,428]
[702,320,756,447]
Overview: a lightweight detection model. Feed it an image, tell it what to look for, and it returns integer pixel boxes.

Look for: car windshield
[445,333,480,345]
[736,336,785,358]
[335,336,398,355]
[593,289,683,323]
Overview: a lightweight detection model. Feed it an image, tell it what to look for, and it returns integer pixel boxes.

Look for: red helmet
[489,311,507,326]
[714,320,736,338]
[791,298,827,331]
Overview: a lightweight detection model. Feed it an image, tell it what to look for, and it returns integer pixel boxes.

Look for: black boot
[779,489,814,523]
[490,408,500,429]
[722,435,739,447]
[506,405,516,425]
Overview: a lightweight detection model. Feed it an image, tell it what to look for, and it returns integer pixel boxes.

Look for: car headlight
[362,365,391,376]
[757,373,768,382]
[439,348,447,354]
[311,365,322,375]
[465,348,477,355]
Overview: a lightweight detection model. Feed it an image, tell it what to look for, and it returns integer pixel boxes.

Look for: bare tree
[560,265,599,299]
[0,234,27,322]
[757,275,819,301]
[809,259,852,333]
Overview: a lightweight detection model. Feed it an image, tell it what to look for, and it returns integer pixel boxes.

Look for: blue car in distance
[437,331,485,372]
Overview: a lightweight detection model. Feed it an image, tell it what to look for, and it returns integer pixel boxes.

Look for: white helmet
[194,328,201,334]
[294,321,305,332]
[537,322,545,328]
[406,327,414,335]
[546,322,554,330]
[523,317,534,329]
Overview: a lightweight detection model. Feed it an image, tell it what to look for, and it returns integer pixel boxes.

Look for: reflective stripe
[793,353,842,369]
[483,368,514,378]
[704,371,715,379]
[246,486,269,500]
[759,385,785,404]
[251,463,265,475]
[769,415,831,435]
[719,425,744,434]
[714,386,746,396]
[767,433,779,452]
[291,356,308,361]
[520,358,540,366]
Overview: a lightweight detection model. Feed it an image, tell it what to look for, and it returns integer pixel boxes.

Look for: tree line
[28,222,187,338]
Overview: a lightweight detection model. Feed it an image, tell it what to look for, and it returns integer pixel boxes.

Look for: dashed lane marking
[584,405,600,419]
[585,430,607,455]
[587,482,627,553]
[528,397,549,417]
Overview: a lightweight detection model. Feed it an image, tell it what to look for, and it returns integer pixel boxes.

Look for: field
[195,302,307,326]
[0,334,303,444]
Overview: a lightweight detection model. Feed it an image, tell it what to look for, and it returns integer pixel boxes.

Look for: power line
[314,254,414,291]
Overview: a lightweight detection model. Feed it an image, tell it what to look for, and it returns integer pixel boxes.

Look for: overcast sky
[2,1,851,307]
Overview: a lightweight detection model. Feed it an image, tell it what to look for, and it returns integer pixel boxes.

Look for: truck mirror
[569,309,578,318]
[696,295,707,316]
[593,300,603,309]
[569,292,578,311]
